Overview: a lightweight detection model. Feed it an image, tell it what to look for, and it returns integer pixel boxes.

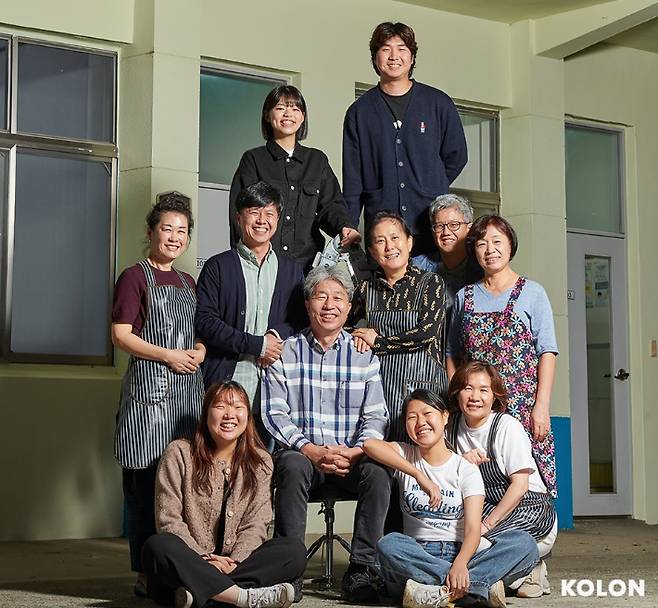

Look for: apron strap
[138,259,157,287]
[503,276,526,314]
[464,283,475,313]
[486,412,505,460]
[173,267,192,290]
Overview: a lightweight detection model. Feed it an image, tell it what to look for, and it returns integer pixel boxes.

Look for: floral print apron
[462,277,557,497]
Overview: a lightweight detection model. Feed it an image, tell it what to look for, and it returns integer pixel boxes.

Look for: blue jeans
[377,530,538,601]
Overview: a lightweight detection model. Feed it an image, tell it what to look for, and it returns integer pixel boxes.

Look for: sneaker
[291,576,303,603]
[517,561,550,598]
[487,581,506,608]
[247,582,295,608]
[341,566,380,603]
[402,579,450,608]
[174,587,193,608]
[133,577,148,598]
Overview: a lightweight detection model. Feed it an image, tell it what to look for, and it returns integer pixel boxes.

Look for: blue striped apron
[114,260,204,469]
[365,271,448,442]
[448,412,556,541]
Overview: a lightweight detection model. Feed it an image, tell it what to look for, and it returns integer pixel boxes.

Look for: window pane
[199,70,284,184]
[0,40,7,130]
[11,150,112,358]
[452,111,497,193]
[566,125,622,233]
[17,43,115,142]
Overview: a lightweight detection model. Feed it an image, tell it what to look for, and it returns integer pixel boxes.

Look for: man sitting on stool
[262,265,390,602]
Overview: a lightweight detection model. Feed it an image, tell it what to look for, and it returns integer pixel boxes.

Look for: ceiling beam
[533,0,658,58]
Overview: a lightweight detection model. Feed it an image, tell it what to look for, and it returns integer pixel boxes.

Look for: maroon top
[112,263,196,335]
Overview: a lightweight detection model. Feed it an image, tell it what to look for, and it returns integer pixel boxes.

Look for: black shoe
[133,578,148,598]
[341,565,380,604]
[291,577,304,603]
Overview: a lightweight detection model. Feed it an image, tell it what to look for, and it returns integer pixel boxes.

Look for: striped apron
[365,271,448,442]
[448,412,556,541]
[114,260,204,469]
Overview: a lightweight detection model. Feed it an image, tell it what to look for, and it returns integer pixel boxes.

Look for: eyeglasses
[431,221,468,234]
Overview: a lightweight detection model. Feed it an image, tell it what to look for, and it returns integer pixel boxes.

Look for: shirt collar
[266,139,305,163]
[236,240,274,266]
[303,327,350,353]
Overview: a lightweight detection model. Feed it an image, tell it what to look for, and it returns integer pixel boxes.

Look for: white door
[567,232,631,515]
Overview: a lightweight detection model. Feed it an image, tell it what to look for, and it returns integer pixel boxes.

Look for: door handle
[604,368,630,381]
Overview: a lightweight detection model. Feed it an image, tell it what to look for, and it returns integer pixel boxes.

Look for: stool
[306,487,352,589]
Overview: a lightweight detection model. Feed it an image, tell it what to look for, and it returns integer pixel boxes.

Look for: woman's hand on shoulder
[461,449,490,466]
[164,349,198,374]
[351,327,378,349]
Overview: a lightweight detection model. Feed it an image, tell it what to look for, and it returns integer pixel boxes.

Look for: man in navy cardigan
[195,181,306,441]
[343,22,467,254]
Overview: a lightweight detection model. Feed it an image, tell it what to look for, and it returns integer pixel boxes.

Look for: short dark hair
[448,360,508,414]
[147,191,194,234]
[402,388,449,420]
[367,210,412,246]
[235,181,283,215]
[466,214,518,261]
[261,85,308,141]
[370,22,418,78]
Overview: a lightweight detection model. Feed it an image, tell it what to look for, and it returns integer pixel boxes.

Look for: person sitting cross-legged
[262,265,391,603]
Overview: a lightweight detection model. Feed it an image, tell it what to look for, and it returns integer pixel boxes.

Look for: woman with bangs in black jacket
[229,85,360,271]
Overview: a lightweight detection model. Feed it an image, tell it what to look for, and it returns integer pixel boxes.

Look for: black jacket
[230,141,355,270]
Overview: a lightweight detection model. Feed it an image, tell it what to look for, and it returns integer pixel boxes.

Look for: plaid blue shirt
[262,329,389,450]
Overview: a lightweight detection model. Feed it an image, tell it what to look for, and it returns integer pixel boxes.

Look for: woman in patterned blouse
[352,211,447,442]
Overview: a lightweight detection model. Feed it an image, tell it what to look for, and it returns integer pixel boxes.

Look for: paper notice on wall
[585,257,610,308]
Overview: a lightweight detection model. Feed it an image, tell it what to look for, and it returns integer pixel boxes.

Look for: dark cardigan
[342,82,467,236]
[195,249,306,387]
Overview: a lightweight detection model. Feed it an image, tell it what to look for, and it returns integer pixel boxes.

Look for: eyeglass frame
[431,221,470,234]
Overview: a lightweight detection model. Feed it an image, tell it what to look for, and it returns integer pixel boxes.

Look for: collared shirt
[231,241,278,404]
[229,141,355,270]
[262,329,389,451]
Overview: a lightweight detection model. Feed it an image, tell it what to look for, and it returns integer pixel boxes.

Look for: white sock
[235,587,249,607]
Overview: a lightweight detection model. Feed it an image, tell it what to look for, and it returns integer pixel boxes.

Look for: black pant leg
[273,451,319,541]
[143,533,234,607]
[330,457,392,567]
[123,465,158,572]
[230,538,308,588]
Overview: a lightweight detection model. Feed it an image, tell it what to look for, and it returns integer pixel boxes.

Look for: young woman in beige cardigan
[142,381,306,608]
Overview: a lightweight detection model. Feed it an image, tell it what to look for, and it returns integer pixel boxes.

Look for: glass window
[452,109,498,194]
[199,69,285,185]
[9,150,112,358]
[0,39,8,130]
[566,124,622,234]
[17,42,115,142]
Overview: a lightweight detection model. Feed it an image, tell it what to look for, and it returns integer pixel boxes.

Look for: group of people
[111,20,559,608]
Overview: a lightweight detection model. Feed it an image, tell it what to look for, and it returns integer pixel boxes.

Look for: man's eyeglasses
[432,221,468,234]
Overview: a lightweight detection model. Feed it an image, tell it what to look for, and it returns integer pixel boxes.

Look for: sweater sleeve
[315,153,355,236]
[229,460,273,563]
[155,443,206,555]
[194,255,264,356]
[439,96,468,185]
[342,109,364,226]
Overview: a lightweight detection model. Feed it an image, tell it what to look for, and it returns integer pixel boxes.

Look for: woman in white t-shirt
[446,360,558,598]
[364,389,538,608]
